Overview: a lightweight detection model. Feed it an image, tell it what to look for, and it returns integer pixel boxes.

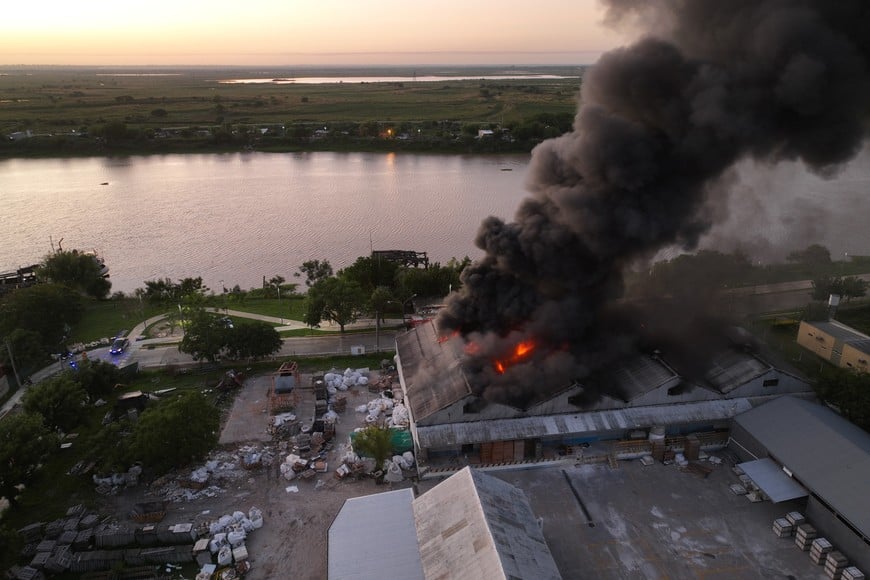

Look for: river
[3,147,870,295]
[0,152,531,293]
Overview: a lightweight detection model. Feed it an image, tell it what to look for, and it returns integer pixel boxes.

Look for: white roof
[413,467,562,580]
[328,488,423,580]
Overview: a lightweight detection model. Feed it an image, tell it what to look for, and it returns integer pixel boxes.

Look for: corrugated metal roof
[737,458,808,503]
[413,467,561,580]
[734,396,870,538]
[397,323,471,421]
[416,399,752,448]
[611,356,678,401]
[328,489,423,580]
[703,350,770,394]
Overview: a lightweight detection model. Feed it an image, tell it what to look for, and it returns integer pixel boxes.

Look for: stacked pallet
[772,518,794,538]
[786,512,806,527]
[809,538,833,564]
[843,566,866,580]
[794,524,817,551]
[824,551,849,579]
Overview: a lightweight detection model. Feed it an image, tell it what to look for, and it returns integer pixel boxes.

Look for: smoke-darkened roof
[396,322,471,422]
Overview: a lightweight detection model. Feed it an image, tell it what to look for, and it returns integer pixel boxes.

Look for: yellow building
[797,320,870,372]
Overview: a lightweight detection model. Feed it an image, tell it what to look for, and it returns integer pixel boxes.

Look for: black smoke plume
[438,0,870,406]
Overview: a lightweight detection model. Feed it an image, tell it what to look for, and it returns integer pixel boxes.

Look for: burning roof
[438,0,870,409]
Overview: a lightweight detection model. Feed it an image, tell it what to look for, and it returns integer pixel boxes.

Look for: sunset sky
[1,0,624,66]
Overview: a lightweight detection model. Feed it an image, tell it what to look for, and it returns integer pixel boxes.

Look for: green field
[0,65,582,156]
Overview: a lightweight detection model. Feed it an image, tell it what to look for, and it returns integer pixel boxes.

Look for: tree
[298,259,333,287]
[23,375,88,432]
[396,259,467,297]
[306,276,366,332]
[370,286,395,324]
[815,367,870,431]
[811,276,868,302]
[647,250,753,297]
[340,257,398,295]
[127,391,219,475]
[0,328,47,376]
[179,311,228,363]
[224,321,282,360]
[0,283,83,349]
[787,244,832,267]
[38,250,111,299]
[352,425,394,470]
[0,412,58,503]
[268,275,286,299]
[73,359,121,399]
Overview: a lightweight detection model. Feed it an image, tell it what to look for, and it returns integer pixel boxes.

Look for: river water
[3,147,870,295]
[0,152,530,293]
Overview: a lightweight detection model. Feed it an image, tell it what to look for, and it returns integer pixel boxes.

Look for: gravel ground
[104,369,412,579]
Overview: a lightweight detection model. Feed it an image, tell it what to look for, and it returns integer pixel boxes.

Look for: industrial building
[729,396,870,571]
[328,467,561,580]
[395,321,815,468]
[797,319,870,372]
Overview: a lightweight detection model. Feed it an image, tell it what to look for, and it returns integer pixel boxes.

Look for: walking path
[1,309,405,418]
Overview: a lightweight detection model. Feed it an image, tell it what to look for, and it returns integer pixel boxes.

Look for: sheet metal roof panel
[737,458,808,503]
[416,399,752,449]
[397,323,471,422]
[734,396,870,537]
[413,467,561,580]
[328,488,423,580]
[810,320,870,343]
[703,351,770,394]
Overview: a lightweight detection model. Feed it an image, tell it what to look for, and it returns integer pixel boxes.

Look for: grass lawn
[69,299,166,343]
[227,296,307,320]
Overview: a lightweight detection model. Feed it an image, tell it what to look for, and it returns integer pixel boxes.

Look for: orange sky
[0,0,624,66]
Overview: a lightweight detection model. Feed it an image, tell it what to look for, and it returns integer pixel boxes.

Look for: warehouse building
[396,321,814,467]
[797,319,870,372]
[729,396,870,571]
[328,467,561,580]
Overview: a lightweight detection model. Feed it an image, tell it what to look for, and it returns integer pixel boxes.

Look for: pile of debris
[193,507,264,579]
[151,444,276,503]
[91,464,144,496]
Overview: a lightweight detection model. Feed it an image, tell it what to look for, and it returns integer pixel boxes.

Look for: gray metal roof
[703,350,770,394]
[396,322,471,421]
[737,458,808,503]
[415,398,752,449]
[328,488,424,580]
[611,355,678,401]
[810,320,870,343]
[413,467,562,580]
[734,396,870,538]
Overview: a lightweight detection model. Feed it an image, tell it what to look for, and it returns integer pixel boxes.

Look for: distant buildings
[797,319,870,373]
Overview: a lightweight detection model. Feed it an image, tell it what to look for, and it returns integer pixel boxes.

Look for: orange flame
[493,339,536,374]
[437,330,459,344]
[464,341,481,355]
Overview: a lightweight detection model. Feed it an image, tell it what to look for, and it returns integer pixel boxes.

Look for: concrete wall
[806,495,870,572]
[728,422,767,461]
[797,321,838,364]
[840,342,870,373]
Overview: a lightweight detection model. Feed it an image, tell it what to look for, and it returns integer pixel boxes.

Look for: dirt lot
[104,369,411,580]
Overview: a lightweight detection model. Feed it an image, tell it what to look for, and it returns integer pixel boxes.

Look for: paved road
[0,310,403,417]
